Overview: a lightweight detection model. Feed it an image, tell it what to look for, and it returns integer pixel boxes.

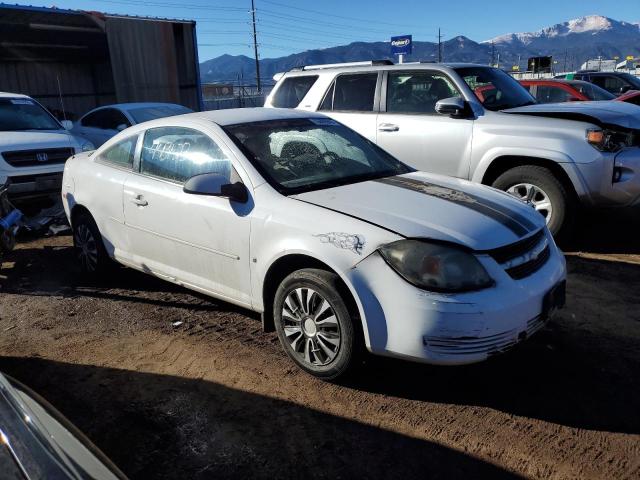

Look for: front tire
[274,269,360,380]
[492,165,574,238]
[73,211,110,275]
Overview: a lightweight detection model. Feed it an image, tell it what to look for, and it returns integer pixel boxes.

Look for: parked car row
[0,93,192,199]
[520,79,640,105]
[4,61,639,382]
[266,62,640,238]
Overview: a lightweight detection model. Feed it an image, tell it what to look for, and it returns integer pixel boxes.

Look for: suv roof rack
[290,59,393,72]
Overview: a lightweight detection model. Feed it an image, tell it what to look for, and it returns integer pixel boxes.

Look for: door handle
[131,194,148,207]
[378,123,399,132]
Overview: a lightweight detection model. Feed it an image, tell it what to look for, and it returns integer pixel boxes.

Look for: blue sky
[8,0,640,61]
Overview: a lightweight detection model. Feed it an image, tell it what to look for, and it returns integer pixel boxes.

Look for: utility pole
[437,28,442,62]
[250,0,261,93]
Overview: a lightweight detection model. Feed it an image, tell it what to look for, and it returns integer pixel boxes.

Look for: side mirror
[183,173,248,203]
[435,97,471,118]
[619,85,631,95]
[61,120,73,130]
[116,124,128,132]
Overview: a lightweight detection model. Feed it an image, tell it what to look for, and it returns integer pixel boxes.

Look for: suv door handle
[378,123,399,132]
[131,194,148,207]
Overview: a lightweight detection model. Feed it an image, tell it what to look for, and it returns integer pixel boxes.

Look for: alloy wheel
[281,287,341,367]
[507,183,553,224]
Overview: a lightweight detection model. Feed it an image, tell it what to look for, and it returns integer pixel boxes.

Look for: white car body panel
[62,108,566,366]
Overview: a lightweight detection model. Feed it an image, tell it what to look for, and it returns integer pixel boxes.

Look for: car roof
[89,102,188,112]
[281,62,488,76]
[157,107,326,127]
[0,92,31,99]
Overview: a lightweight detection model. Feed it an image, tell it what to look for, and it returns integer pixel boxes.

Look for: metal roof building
[0,3,203,119]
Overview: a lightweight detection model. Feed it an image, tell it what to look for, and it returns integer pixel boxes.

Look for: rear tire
[492,165,574,239]
[273,268,361,380]
[73,211,111,275]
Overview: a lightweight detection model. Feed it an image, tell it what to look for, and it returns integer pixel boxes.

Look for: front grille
[505,245,550,279]
[1,147,74,167]
[487,229,544,264]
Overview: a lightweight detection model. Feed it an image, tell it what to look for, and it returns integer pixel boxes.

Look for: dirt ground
[1,207,639,479]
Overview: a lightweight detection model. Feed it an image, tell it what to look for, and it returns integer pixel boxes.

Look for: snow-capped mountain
[200,15,640,83]
[484,15,640,47]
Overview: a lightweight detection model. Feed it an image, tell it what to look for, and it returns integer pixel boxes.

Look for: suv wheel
[73,212,110,274]
[492,165,574,238]
[273,269,360,380]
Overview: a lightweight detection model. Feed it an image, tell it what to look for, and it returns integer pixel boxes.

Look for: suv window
[82,108,130,130]
[140,126,232,183]
[272,76,318,108]
[535,85,574,103]
[590,75,625,94]
[100,136,137,168]
[386,71,460,114]
[319,73,378,112]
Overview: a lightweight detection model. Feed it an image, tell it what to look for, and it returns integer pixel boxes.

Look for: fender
[472,147,591,200]
[255,246,375,348]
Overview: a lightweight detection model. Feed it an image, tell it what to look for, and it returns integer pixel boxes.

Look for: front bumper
[5,173,63,198]
[575,148,640,207]
[347,232,567,365]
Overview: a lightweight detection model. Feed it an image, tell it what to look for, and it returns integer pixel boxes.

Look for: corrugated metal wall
[0,61,116,120]
[105,18,200,110]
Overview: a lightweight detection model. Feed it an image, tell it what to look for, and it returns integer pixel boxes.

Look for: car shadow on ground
[565,206,640,254]
[0,357,521,480]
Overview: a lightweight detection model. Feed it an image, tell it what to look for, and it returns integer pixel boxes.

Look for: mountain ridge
[199,15,640,84]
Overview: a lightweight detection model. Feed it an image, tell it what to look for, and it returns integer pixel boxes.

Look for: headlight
[81,141,95,152]
[586,128,634,152]
[379,240,494,293]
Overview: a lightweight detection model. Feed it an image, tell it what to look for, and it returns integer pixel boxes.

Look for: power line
[259,0,431,29]
[94,0,246,11]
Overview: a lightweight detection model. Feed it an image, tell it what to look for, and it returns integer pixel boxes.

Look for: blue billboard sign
[391,35,412,56]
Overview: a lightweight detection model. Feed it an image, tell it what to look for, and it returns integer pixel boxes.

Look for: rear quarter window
[272,76,319,108]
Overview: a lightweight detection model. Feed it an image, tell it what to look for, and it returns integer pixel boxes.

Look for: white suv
[0,92,93,198]
[266,62,640,237]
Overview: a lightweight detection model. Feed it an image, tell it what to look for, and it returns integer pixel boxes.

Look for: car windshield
[0,98,62,131]
[618,73,640,90]
[128,105,193,124]
[455,67,536,111]
[224,118,412,195]
[568,81,615,101]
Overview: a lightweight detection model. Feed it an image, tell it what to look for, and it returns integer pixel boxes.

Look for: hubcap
[75,224,98,272]
[281,287,340,367]
[506,183,553,224]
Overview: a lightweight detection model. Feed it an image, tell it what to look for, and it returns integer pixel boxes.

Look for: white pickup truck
[0,92,93,198]
[267,62,640,237]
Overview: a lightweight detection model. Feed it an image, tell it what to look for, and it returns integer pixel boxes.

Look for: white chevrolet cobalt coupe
[62,108,566,379]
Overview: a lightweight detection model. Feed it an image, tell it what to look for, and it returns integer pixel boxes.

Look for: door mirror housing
[60,120,73,130]
[435,97,471,118]
[619,85,631,95]
[183,173,248,203]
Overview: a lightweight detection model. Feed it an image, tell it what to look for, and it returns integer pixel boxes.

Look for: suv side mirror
[183,173,248,203]
[435,97,471,118]
[61,120,73,130]
[619,85,631,95]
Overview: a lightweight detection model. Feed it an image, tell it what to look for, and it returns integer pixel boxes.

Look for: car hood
[0,130,77,151]
[503,101,640,130]
[292,172,545,251]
